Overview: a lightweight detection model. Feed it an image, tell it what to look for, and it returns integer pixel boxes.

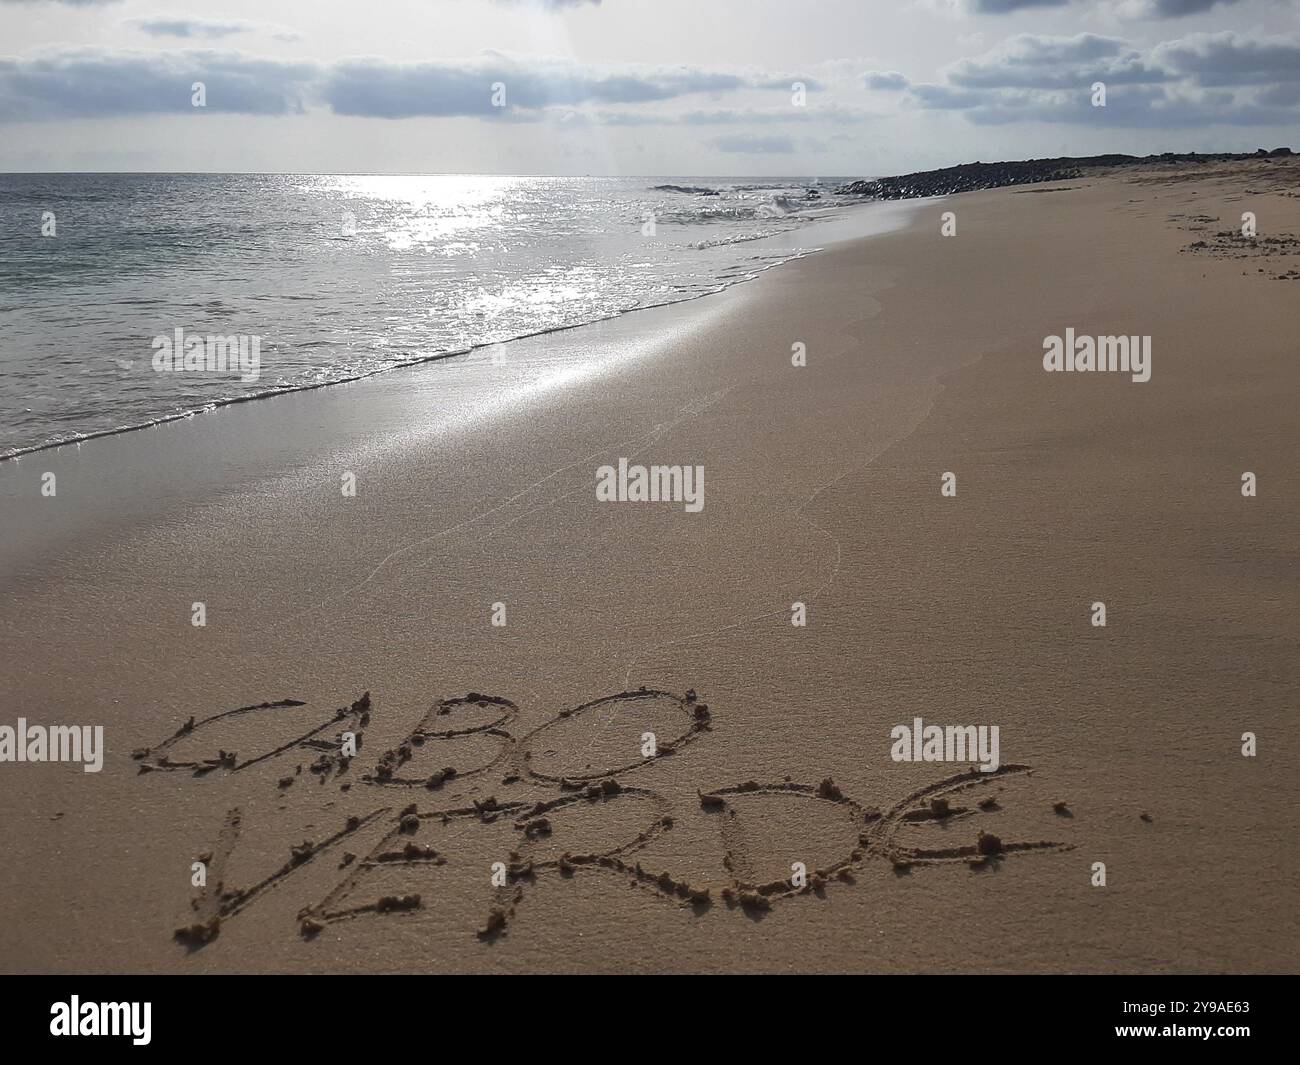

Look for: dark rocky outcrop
[835,149,1295,201]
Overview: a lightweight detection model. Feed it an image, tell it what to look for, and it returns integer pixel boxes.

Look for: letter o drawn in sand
[513,688,710,785]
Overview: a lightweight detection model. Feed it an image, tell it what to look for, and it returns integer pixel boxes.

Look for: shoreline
[2,159,1297,973]
[0,195,928,463]
[13,145,1292,463]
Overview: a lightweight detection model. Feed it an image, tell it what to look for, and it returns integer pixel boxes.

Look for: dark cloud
[0,47,813,121]
[946,34,1168,90]
[322,55,788,118]
[958,85,1298,127]
[909,83,985,110]
[1256,82,1300,106]
[130,19,252,40]
[988,33,1126,65]
[864,71,910,90]
[1145,0,1247,16]
[751,74,825,91]
[591,104,873,126]
[680,104,873,125]
[1152,32,1300,86]
[966,0,1246,15]
[902,30,1300,128]
[0,50,317,119]
[967,0,1069,12]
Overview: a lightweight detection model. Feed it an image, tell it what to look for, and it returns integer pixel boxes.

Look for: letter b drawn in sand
[363,693,519,788]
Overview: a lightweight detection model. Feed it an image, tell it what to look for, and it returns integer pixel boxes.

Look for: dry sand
[1,159,1297,973]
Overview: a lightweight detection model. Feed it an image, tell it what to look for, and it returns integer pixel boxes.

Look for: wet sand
[1,158,1296,973]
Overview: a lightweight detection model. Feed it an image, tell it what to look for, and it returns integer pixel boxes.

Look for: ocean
[0,173,873,458]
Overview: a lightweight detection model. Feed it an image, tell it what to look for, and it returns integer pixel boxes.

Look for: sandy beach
[1,158,1297,974]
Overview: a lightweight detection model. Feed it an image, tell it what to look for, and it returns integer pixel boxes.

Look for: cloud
[321,54,792,118]
[945,33,1169,90]
[0,0,122,5]
[681,103,874,125]
[899,30,1300,126]
[966,0,1246,14]
[864,70,910,90]
[955,85,1298,127]
[910,83,985,109]
[0,46,815,121]
[966,0,1070,12]
[553,103,877,127]
[751,74,825,91]
[711,133,796,153]
[126,16,302,42]
[0,49,317,119]
[1151,32,1300,86]
[1133,0,1247,16]
[129,18,253,40]
[1256,82,1300,106]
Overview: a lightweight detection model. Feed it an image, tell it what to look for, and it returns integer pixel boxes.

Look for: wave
[0,175,872,461]
[650,184,720,196]
[653,192,811,226]
[0,247,818,462]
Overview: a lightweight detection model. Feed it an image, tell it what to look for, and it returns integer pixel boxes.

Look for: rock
[833,150,1296,201]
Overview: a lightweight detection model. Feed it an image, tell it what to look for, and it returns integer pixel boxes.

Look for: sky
[1,0,1297,174]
